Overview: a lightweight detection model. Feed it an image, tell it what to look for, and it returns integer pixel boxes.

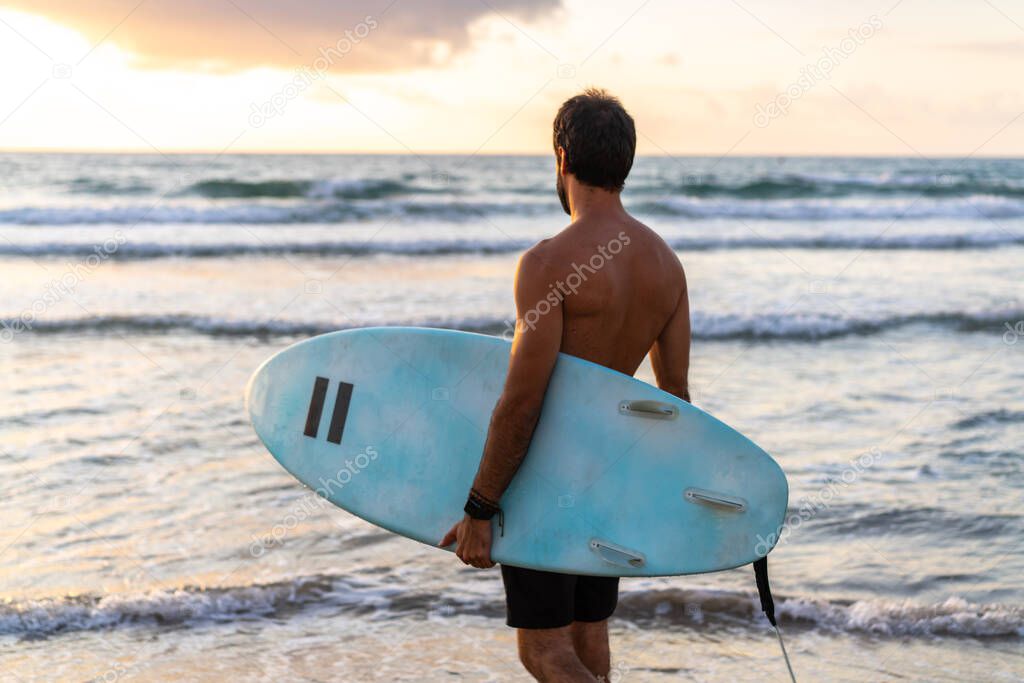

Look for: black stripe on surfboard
[326,381,354,444]
[303,376,330,438]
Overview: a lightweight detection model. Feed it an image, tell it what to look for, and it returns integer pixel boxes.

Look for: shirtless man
[440,89,691,682]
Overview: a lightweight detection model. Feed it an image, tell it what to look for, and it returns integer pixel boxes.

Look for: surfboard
[246,327,788,577]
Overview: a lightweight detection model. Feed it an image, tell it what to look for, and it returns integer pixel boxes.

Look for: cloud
[8,0,561,71]
[944,40,1024,57]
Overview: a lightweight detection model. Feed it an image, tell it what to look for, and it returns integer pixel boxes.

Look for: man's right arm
[650,268,691,402]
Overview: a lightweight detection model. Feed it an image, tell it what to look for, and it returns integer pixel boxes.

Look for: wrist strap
[471,488,499,507]
[464,489,504,536]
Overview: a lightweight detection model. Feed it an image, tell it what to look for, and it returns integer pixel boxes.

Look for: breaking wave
[2,310,1019,342]
[66,172,1024,201]
[181,178,424,200]
[4,197,1024,225]
[2,576,1020,639]
[2,230,1022,259]
[0,201,551,226]
[636,173,1024,200]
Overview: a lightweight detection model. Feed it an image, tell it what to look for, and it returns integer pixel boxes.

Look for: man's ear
[556,147,567,175]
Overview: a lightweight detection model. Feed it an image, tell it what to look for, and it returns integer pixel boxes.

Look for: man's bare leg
[570,620,611,680]
[517,626,598,682]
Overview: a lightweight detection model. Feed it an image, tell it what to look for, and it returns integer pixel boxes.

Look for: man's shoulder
[621,217,683,264]
[626,216,669,248]
[519,236,565,273]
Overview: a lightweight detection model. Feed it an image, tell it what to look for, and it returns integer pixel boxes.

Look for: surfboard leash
[753,557,797,683]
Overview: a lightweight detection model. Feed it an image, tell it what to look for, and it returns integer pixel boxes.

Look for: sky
[0,0,1022,155]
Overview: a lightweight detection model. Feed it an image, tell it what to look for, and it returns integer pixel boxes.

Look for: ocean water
[0,153,1022,682]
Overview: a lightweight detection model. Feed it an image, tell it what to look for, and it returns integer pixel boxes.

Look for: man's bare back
[527,209,689,393]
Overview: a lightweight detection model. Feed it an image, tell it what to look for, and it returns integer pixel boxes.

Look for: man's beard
[556,172,571,216]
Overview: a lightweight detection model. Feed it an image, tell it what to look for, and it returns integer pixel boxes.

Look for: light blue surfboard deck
[246,327,788,577]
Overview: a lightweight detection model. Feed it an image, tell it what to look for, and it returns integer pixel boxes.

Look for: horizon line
[2,148,1022,160]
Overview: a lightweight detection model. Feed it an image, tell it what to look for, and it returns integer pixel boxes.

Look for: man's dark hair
[552,88,636,192]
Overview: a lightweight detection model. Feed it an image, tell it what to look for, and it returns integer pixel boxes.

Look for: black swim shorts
[500,564,619,629]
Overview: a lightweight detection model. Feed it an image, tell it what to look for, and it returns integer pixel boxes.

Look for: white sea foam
[1,309,1018,342]
[0,231,1021,260]
[776,595,1024,638]
[4,195,1024,225]
[640,195,1024,220]
[2,579,1019,639]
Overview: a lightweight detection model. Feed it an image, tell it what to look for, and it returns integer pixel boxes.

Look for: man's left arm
[439,249,563,568]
